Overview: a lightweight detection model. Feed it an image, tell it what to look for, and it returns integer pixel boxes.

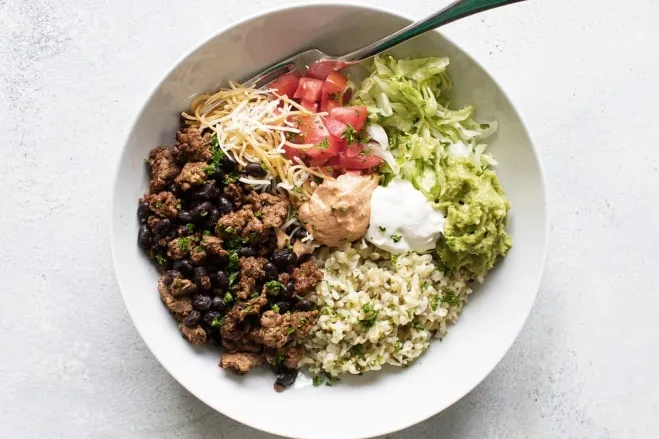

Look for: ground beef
[222,338,262,354]
[200,235,227,257]
[292,260,324,295]
[219,352,264,374]
[216,206,265,240]
[239,257,267,280]
[189,246,206,264]
[158,280,193,320]
[172,127,212,164]
[170,278,198,297]
[222,183,245,206]
[145,191,179,219]
[244,191,263,211]
[175,162,208,190]
[259,193,289,228]
[220,315,248,342]
[229,294,268,322]
[236,277,256,300]
[148,146,180,193]
[282,345,305,369]
[179,323,207,345]
[167,237,189,260]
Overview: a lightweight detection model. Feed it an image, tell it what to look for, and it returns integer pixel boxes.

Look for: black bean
[292,228,308,241]
[178,210,194,223]
[203,310,223,327]
[237,246,257,257]
[211,168,225,184]
[163,270,181,285]
[153,218,174,238]
[272,249,297,269]
[211,296,224,310]
[193,267,209,288]
[221,155,237,173]
[263,262,278,280]
[281,281,295,299]
[138,225,152,248]
[275,301,291,314]
[173,259,194,276]
[205,206,221,229]
[217,196,234,215]
[210,270,229,289]
[245,162,266,178]
[274,367,297,390]
[182,310,201,327]
[191,201,213,222]
[191,183,220,200]
[192,294,212,312]
[169,183,184,198]
[295,299,312,311]
[137,202,150,223]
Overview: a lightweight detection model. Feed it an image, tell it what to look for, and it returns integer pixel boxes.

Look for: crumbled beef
[145,191,179,218]
[229,294,268,322]
[278,273,291,284]
[259,193,289,228]
[239,257,267,280]
[223,183,245,207]
[244,191,263,211]
[222,338,262,353]
[220,315,248,341]
[252,311,289,348]
[158,279,193,320]
[281,345,305,369]
[148,146,180,193]
[219,352,264,374]
[216,206,265,241]
[292,260,323,295]
[172,127,212,164]
[179,323,207,345]
[200,235,227,257]
[175,162,208,190]
[167,237,190,260]
[237,277,256,300]
[189,246,206,264]
[289,311,317,335]
[170,278,198,297]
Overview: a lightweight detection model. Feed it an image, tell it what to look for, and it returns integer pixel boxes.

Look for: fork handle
[339,0,527,63]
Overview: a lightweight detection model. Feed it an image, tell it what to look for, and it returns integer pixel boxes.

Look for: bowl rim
[109,2,548,438]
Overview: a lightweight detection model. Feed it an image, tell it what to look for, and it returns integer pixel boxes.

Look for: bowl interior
[111,4,546,439]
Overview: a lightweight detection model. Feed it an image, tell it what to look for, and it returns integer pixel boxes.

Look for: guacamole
[434,156,511,278]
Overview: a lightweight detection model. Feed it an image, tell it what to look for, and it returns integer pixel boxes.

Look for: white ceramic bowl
[110,3,547,438]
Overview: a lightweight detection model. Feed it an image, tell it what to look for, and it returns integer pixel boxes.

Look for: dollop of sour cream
[365,179,446,254]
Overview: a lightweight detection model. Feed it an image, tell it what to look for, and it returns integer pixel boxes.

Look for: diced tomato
[328,152,383,170]
[293,77,324,102]
[300,99,318,113]
[295,115,329,144]
[323,72,348,95]
[345,144,363,158]
[269,73,300,98]
[283,145,306,160]
[323,117,348,139]
[305,60,347,80]
[320,91,342,113]
[330,106,368,132]
[306,135,343,160]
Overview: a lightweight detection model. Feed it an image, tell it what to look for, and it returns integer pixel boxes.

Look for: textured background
[2,0,658,438]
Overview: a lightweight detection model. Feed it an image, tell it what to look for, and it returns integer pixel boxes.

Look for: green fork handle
[339,0,528,63]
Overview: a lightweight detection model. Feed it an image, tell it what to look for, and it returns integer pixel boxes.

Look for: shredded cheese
[182,82,334,203]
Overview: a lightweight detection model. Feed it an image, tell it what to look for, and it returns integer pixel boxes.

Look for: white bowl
[110,3,547,438]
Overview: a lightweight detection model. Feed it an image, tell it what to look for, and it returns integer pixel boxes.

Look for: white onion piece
[366,124,400,174]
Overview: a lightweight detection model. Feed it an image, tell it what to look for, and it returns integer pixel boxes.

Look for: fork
[203,0,527,114]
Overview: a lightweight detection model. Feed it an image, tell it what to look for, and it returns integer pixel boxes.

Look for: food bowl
[110,3,547,438]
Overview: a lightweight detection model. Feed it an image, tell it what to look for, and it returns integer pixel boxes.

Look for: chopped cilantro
[422,280,429,289]
[299,317,308,326]
[317,138,329,149]
[271,304,280,314]
[211,317,224,327]
[249,291,259,299]
[378,226,386,234]
[155,202,163,209]
[286,327,295,335]
[264,280,283,294]
[394,340,403,352]
[412,321,425,331]
[357,131,370,144]
[176,202,181,210]
[312,375,325,386]
[222,292,233,304]
[255,209,263,218]
[391,234,402,243]
[200,210,208,217]
[312,372,339,387]
[342,124,357,144]
[272,352,284,366]
[391,254,399,265]
[443,289,460,307]
[228,250,239,269]
[224,226,235,235]
[154,254,166,265]
[228,271,239,286]
[177,237,190,251]
[202,164,215,175]
[223,171,239,184]
[185,223,195,233]
[430,294,440,311]
[202,230,211,237]
[359,302,378,328]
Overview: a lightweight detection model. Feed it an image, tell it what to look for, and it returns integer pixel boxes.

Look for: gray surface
[1,0,658,438]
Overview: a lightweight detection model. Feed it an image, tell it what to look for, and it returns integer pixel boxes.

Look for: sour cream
[365,179,445,254]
